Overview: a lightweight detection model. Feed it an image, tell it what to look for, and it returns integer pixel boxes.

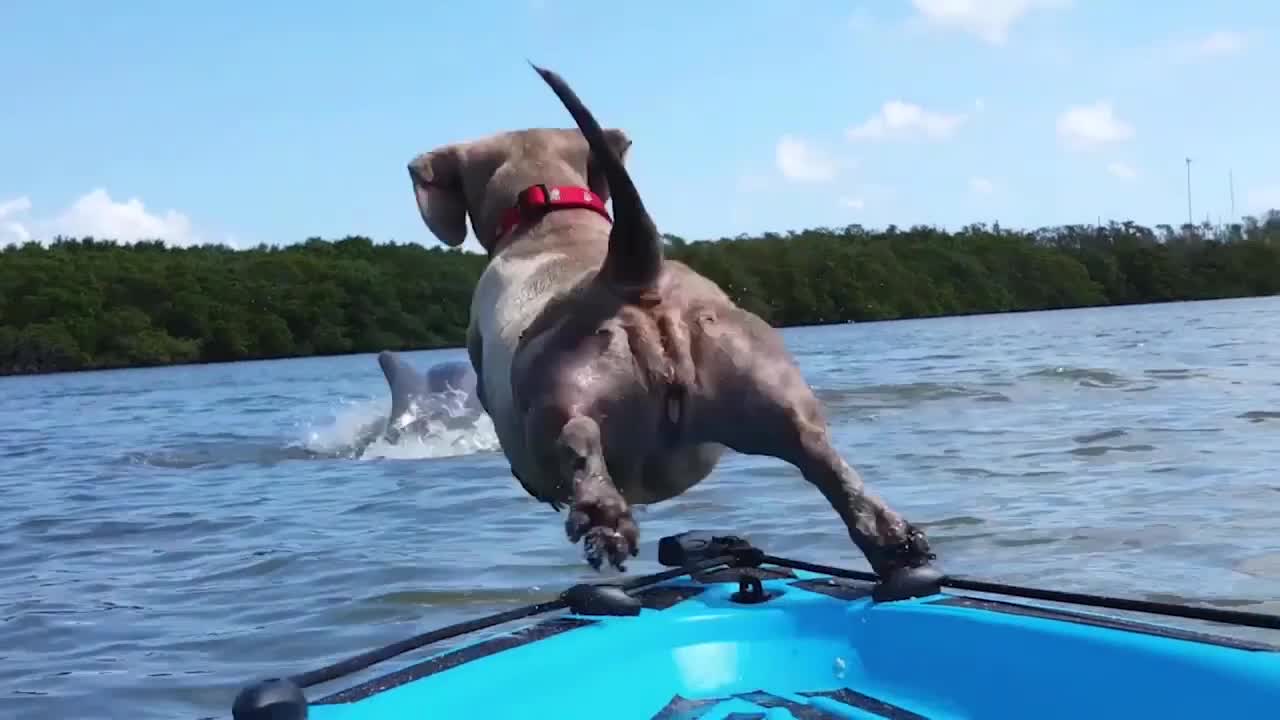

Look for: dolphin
[376,350,485,443]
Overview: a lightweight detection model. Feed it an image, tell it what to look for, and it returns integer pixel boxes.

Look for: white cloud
[0,189,207,246]
[1107,161,1138,181]
[846,100,967,142]
[1246,185,1280,213]
[54,189,197,244]
[0,196,34,245]
[775,135,839,183]
[0,196,32,218]
[1,221,31,244]
[969,176,995,194]
[1192,30,1250,58]
[1056,102,1134,149]
[839,196,866,210]
[1143,29,1254,66]
[909,0,1070,46]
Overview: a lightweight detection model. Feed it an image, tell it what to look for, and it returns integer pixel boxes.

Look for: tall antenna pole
[1185,157,1193,228]
[1229,169,1236,220]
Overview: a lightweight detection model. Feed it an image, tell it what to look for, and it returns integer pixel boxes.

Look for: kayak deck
[232,532,1280,720]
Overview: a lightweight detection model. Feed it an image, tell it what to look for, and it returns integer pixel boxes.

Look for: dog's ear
[408,147,468,247]
[586,128,632,205]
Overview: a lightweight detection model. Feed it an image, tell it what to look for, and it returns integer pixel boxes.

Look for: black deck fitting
[730,574,772,604]
[657,531,755,567]
[872,564,944,603]
[231,676,308,720]
[562,583,643,616]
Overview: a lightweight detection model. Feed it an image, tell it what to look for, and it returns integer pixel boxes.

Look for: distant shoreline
[3,295,1274,380]
[3,218,1278,378]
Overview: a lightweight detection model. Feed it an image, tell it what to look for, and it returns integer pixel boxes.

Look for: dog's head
[407,126,632,255]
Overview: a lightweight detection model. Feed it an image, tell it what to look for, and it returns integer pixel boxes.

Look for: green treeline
[2,214,1279,376]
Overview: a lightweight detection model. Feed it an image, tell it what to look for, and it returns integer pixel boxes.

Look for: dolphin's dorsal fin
[378,350,428,421]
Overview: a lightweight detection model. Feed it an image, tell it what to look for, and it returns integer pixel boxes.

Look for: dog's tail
[531,63,663,293]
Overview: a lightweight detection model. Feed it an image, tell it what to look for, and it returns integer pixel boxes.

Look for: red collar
[495,184,612,243]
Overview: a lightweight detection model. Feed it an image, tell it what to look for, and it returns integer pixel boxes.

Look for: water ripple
[2,299,1280,719]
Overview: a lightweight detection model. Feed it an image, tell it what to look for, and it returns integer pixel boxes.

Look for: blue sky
[2,1,1277,254]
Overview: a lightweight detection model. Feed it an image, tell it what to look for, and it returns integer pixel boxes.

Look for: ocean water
[3,297,1279,718]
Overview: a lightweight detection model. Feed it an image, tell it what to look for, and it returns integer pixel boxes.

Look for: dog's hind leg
[690,308,935,579]
[527,409,638,571]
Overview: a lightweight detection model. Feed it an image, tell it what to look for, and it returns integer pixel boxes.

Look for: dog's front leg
[545,413,638,571]
[560,416,638,571]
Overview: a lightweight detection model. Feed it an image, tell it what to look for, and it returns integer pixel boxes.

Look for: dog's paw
[565,497,638,572]
[581,526,638,572]
[869,522,937,576]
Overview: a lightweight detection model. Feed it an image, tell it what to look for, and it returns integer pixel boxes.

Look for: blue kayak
[231,531,1280,719]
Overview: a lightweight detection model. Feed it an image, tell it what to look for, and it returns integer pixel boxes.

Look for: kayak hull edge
[271,566,1280,720]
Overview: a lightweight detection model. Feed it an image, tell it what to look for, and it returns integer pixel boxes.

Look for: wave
[120,392,501,469]
[1024,366,1129,388]
[815,382,1011,411]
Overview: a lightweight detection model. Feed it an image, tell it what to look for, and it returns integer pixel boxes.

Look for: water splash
[299,391,500,461]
